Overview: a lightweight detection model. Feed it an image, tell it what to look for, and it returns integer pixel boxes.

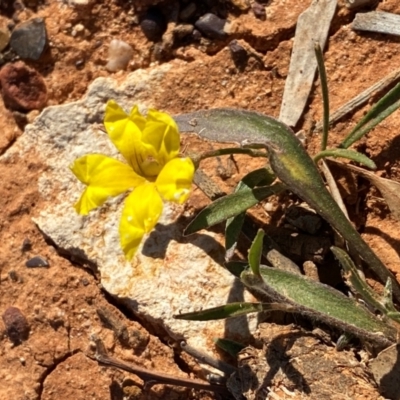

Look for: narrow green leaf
[315,43,330,151]
[214,338,246,358]
[174,302,265,321]
[248,229,264,277]
[313,149,377,170]
[184,183,286,235]
[331,246,386,314]
[340,81,400,148]
[225,168,275,258]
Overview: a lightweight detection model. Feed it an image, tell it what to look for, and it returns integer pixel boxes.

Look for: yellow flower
[71,100,195,259]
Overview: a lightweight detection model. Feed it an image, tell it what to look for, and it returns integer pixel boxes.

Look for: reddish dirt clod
[0,61,47,111]
[2,306,30,344]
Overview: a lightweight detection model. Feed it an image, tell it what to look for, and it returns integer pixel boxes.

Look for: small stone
[0,61,47,111]
[229,39,248,68]
[25,255,49,268]
[105,39,133,72]
[75,59,85,69]
[2,307,29,344]
[21,238,32,252]
[173,24,194,39]
[140,8,166,42]
[194,13,227,40]
[10,17,48,60]
[8,270,18,282]
[179,3,196,21]
[252,2,266,20]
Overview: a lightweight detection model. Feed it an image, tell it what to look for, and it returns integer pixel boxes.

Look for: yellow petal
[155,157,195,204]
[71,154,144,215]
[119,183,163,259]
[104,100,146,173]
[142,109,180,166]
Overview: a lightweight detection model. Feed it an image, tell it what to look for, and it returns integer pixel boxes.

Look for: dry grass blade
[279,0,337,127]
[352,11,400,37]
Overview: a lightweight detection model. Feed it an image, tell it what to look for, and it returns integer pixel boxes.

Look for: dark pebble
[2,306,29,344]
[75,59,85,69]
[10,17,48,60]
[229,40,248,67]
[140,8,166,42]
[192,28,202,41]
[25,255,49,268]
[194,13,227,40]
[21,237,32,252]
[8,270,18,282]
[0,61,48,111]
[252,2,266,20]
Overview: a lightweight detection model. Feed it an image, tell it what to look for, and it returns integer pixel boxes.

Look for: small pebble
[21,238,32,252]
[75,59,85,69]
[105,39,133,72]
[25,255,49,268]
[194,13,227,40]
[192,28,202,41]
[140,8,166,42]
[10,17,48,60]
[252,2,266,20]
[2,306,29,344]
[173,24,194,39]
[8,270,19,282]
[229,40,248,67]
[0,61,48,111]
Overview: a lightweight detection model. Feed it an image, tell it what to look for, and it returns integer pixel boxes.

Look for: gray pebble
[140,8,166,42]
[2,306,29,344]
[195,13,227,40]
[25,255,49,268]
[10,17,48,60]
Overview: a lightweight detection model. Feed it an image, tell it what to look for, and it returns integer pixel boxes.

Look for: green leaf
[174,302,265,321]
[313,149,377,169]
[331,246,386,314]
[225,168,275,258]
[248,229,264,277]
[340,81,400,149]
[174,302,291,321]
[184,183,285,235]
[241,267,396,345]
[214,338,246,358]
[315,43,330,151]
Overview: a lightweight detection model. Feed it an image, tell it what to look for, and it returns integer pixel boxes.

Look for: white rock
[2,64,256,356]
[106,39,134,72]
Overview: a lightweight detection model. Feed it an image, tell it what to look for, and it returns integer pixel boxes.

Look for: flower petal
[142,109,180,166]
[119,183,163,259]
[155,157,195,204]
[104,100,146,172]
[71,154,144,215]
